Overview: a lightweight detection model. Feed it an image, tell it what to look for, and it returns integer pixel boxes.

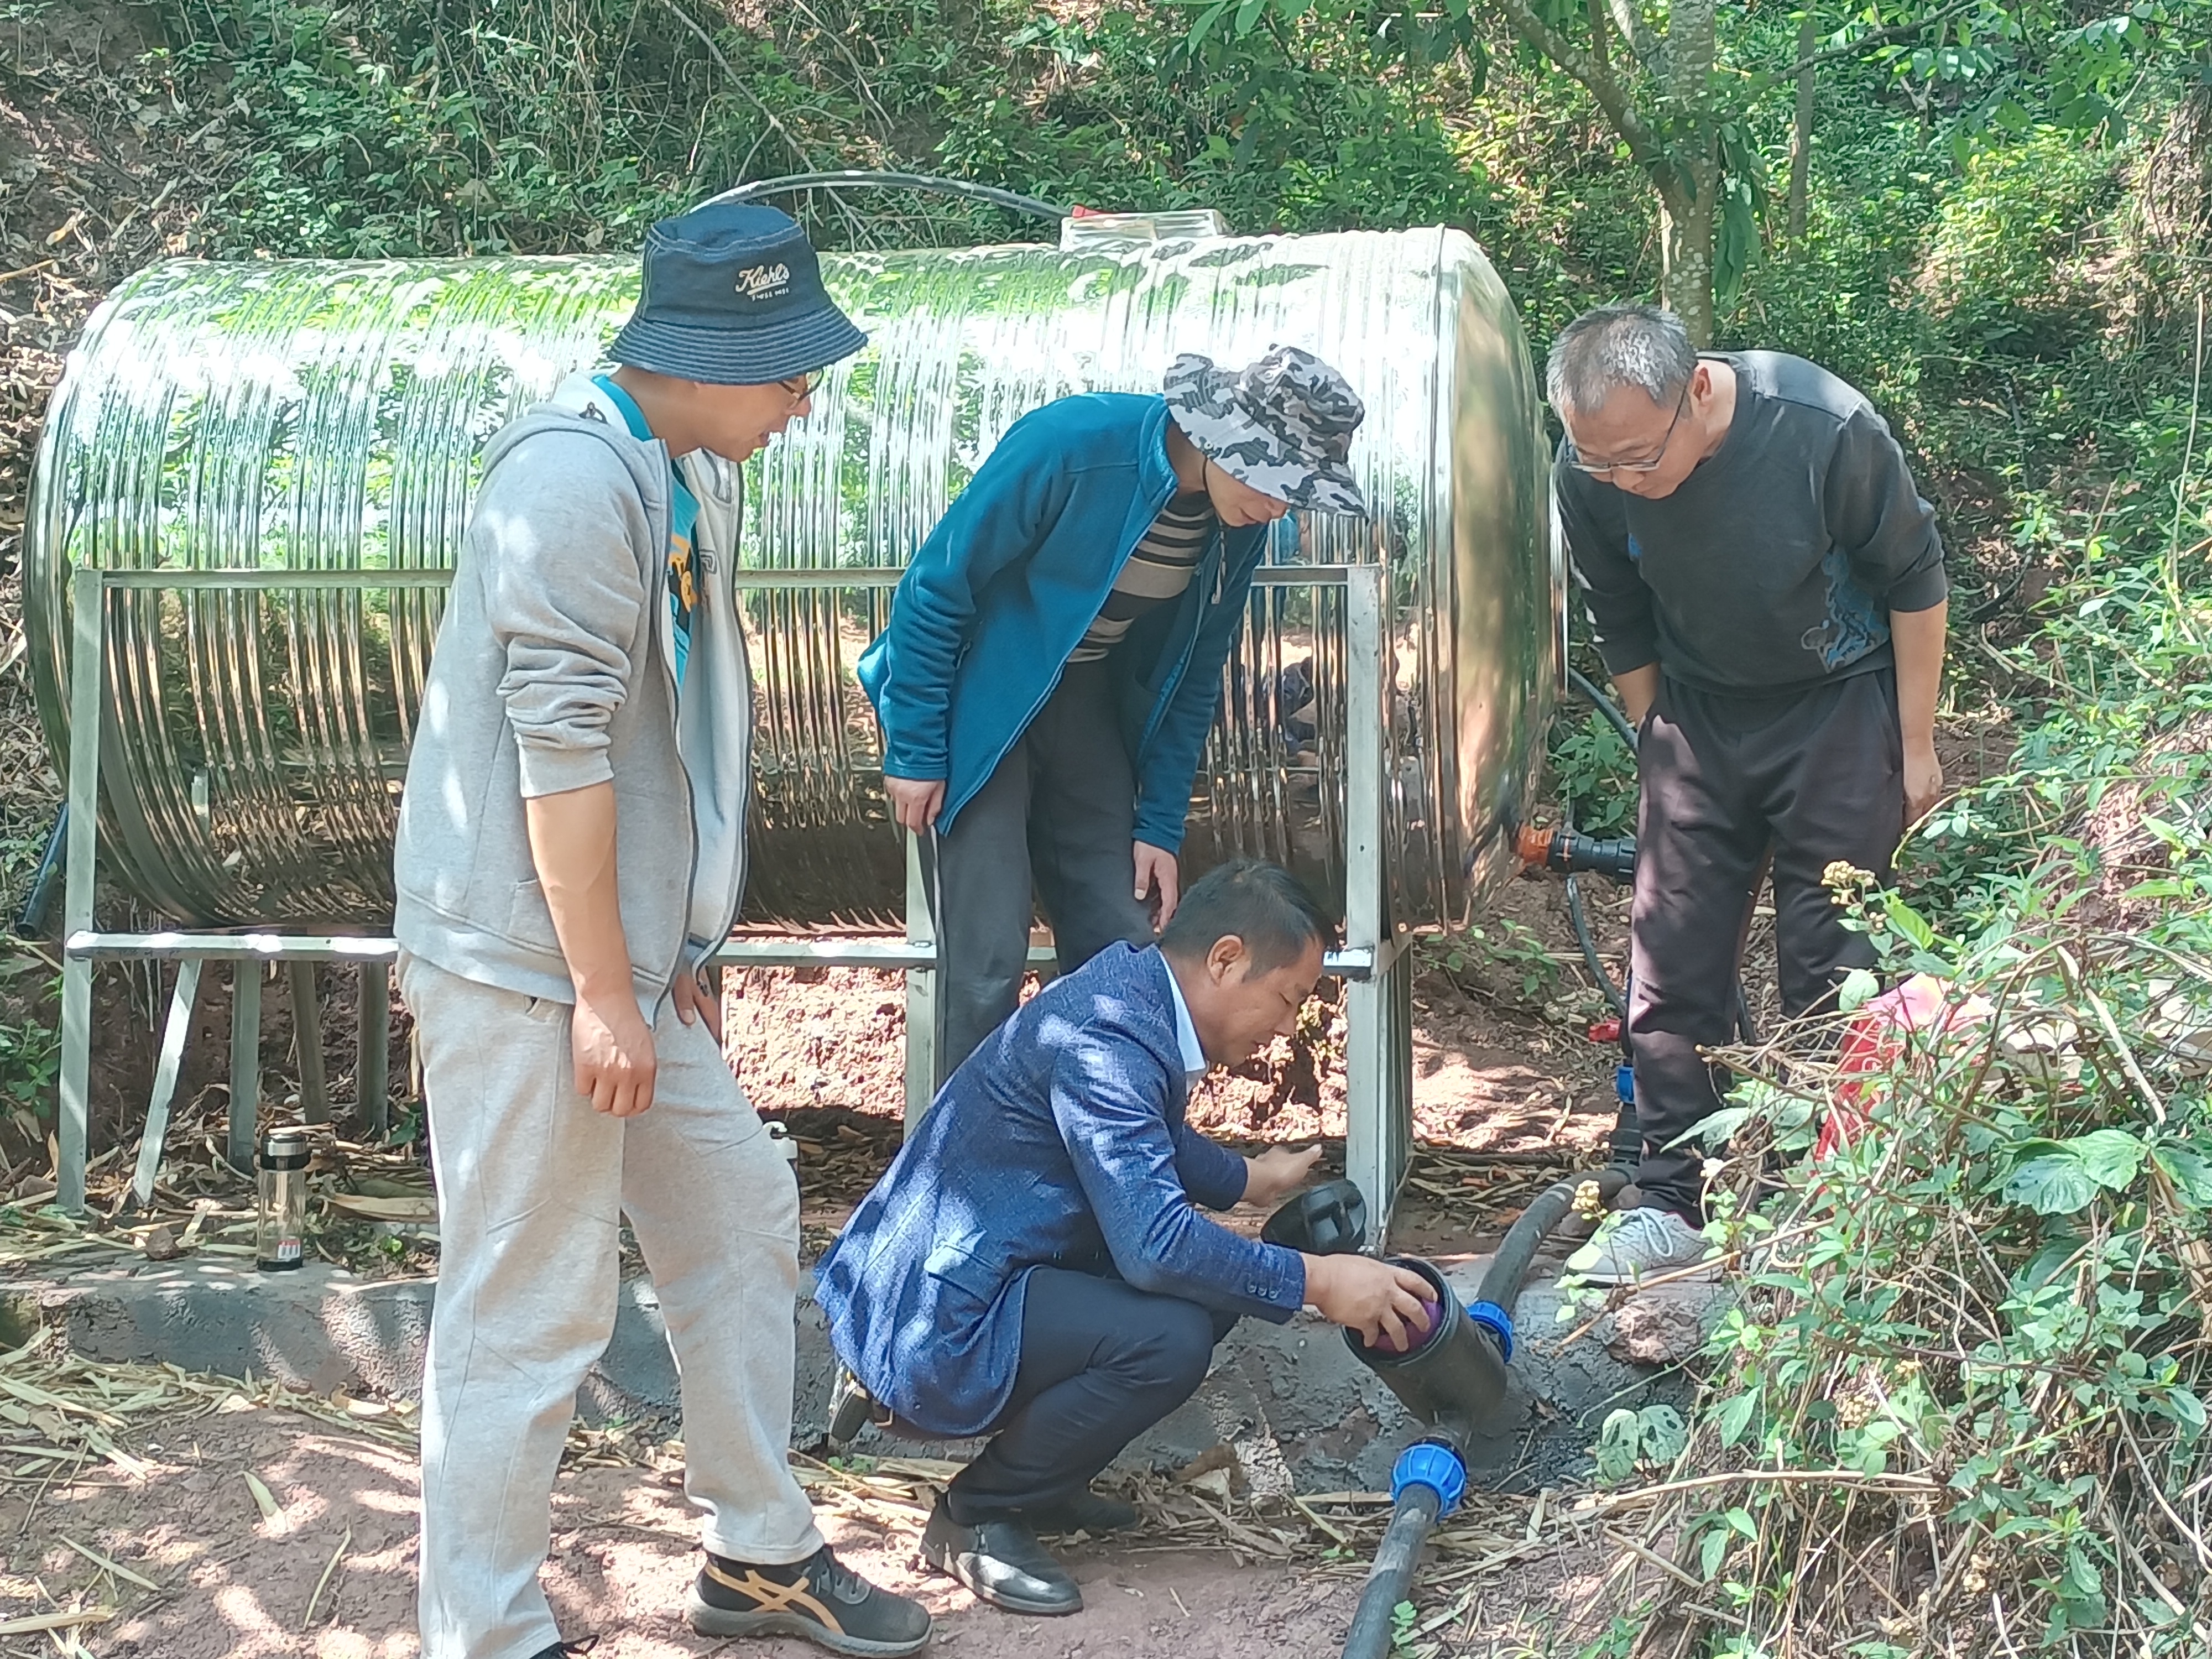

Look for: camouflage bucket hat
[1162,345,1368,515]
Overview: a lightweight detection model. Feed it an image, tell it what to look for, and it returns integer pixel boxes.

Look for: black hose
[13,806,64,938]
[1340,1482,1443,1659]
[1478,1166,1630,1311]
[1564,873,1625,1020]
[1568,665,1639,752]
[703,171,1072,223]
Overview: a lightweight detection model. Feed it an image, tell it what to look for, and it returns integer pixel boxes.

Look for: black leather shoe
[1021,1488,1139,1536]
[921,1499,1082,1616]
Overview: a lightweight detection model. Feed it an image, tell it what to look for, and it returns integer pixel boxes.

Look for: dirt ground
[0,1408,1614,1658]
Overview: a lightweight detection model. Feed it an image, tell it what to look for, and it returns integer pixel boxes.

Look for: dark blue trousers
[944,1267,1237,1523]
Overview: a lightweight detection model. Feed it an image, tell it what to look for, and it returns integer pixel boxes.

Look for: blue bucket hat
[608,202,868,386]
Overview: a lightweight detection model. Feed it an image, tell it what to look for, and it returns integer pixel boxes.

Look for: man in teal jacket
[857,347,1368,1080]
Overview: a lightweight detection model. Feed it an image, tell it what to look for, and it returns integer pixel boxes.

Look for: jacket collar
[1156,953,1208,1082]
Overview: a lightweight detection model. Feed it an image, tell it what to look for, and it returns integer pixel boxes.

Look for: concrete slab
[2,1250,1727,1495]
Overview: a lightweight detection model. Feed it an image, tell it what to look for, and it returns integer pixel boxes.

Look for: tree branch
[1606,0,1666,77]
[1586,0,1614,86]
[1751,0,1982,96]
[1491,0,1673,189]
[659,0,821,171]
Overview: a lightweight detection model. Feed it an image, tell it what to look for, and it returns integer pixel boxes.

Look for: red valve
[1587,1018,1622,1044]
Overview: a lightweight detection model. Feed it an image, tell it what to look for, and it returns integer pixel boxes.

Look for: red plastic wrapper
[1818,972,1993,1159]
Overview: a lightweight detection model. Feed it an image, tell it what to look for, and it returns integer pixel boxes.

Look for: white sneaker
[1566,1208,1717,1285]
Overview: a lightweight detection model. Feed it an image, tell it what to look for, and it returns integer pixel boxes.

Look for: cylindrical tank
[24,222,1558,930]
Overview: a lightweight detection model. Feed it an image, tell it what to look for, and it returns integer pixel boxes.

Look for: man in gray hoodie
[393,204,931,1659]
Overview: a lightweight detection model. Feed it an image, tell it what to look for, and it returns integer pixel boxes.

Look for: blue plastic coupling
[1615,1063,1635,1105]
[1391,1439,1467,1518]
[1463,1298,1515,1363]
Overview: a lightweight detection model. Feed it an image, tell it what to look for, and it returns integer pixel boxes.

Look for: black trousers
[1628,669,1904,1219]
[944,1268,1236,1524]
[924,660,1155,1086]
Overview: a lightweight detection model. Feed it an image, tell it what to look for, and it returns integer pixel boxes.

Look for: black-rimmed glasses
[1562,385,1691,476]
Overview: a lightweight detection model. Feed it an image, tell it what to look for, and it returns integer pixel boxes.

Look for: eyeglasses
[778,370,825,402]
[1562,386,1690,476]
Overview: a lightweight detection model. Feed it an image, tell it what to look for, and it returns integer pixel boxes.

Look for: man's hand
[1903,742,1944,825]
[1302,1254,1437,1349]
[1134,840,1180,930]
[1613,662,1661,728]
[1243,1145,1323,1210]
[672,962,719,1030]
[573,989,657,1117]
[885,776,946,834]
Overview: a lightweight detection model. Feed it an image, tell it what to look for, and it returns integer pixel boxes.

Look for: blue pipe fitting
[1462,1298,1515,1363]
[1616,1063,1635,1105]
[1390,1440,1467,1518]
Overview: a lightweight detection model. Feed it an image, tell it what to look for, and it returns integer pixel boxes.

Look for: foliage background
[4,4,2212,1648]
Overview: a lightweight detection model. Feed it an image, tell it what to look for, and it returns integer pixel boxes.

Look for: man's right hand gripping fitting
[1302,1253,1437,1348]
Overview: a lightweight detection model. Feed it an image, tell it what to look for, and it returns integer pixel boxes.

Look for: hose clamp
[1390,1440,1468,1517]
[1463,1299,1515,1363]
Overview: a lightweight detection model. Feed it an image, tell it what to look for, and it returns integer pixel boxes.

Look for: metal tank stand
[51,564,1414,1240]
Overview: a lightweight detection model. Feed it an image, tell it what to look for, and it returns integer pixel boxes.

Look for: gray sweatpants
[1628,668,1904,1219]
[925,659,1156,1084]
[400,953,821,1659]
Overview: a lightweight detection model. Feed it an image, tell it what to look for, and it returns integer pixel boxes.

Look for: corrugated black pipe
[1339,1483,1444,1658]
[13,806,64,938]
[1479,1165,1630,1311]
[1339,1167,1632,1659]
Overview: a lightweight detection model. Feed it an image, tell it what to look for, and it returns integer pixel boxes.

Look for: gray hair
[1545,305,1697,419]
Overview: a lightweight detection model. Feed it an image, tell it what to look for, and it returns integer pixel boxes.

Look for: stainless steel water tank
[24,222,1559,930]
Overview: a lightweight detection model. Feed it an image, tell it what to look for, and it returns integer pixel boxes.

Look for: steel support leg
[357,962,389,1141]
[289,962,329,1126]
[902,832,936,1133]
[131,958,205,1208]
[229,960,260,1172]
[56,567,105,1215]
[1342,563,1409,1242]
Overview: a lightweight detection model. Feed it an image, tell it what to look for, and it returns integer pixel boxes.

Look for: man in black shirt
[1548,304,1949,1282]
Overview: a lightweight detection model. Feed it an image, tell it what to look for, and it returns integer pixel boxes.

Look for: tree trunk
[1660,184,1717,345]
[1786,10,1817,244]
[1660,0,1718,340]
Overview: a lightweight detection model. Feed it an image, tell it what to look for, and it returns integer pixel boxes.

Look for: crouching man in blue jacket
[857,349,1368,1083]
[813,860,1432,1617]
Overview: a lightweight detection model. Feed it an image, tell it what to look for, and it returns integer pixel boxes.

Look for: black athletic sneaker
[688,1544,932,1656]
[920,1499,1082,1616]
[1021,1489,1139,1536]
[530,1641,596,1658]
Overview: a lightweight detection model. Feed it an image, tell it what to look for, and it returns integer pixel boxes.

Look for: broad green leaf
[1838,967,1880,1014]
[2005,1151,2098,1214]
[2165,1386,2206,1434]
[1233,0,1269,35]
[1886,898,1936,951]
[1639,1404,1688,1464]
[1700,1526,1729,1581]
[1717,1391,1758,1447]
[1594,1408,1639,1483]
[2153,1141,2212,1208]
[2060,1128,2146,1190]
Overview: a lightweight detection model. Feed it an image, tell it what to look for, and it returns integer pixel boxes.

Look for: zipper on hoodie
[591,374,715,1001]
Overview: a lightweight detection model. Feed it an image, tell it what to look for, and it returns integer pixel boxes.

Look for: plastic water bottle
[256,1127,310,1272]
